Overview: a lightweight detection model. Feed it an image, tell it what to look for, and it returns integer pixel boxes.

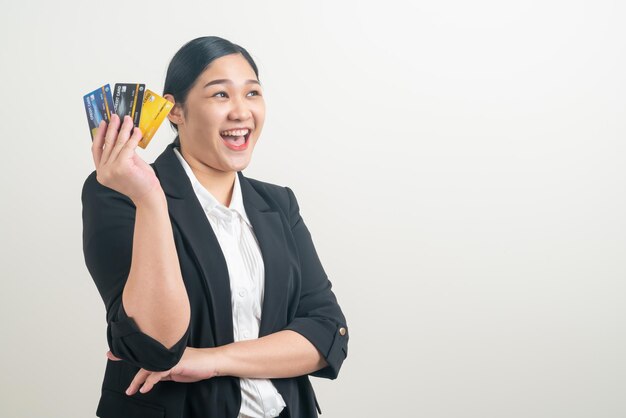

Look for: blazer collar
[152,142,289,345]
[170,146,252,228]
[153,142,271,212]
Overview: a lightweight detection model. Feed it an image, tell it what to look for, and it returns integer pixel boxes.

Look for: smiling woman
[82,36,349,418]
[163,43,265,171]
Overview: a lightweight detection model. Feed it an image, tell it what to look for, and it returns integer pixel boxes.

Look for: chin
[227,159,251,172]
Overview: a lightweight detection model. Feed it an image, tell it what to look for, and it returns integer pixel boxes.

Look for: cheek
[255,100,266,114]
[189,104,225,127]
[252,106,266,124]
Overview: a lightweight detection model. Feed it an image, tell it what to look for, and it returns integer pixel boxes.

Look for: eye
[213,91,228,98]
[247,90,261,97]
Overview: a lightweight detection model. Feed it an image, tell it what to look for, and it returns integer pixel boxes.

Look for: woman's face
[167,53,265,174]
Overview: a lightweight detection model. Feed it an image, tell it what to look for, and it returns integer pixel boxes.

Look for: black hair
[162,36,260,148]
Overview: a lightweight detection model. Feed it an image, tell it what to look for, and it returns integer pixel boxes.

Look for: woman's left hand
[106,346,221,395]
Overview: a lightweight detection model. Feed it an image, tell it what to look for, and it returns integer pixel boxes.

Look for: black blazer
[82,142,349,418]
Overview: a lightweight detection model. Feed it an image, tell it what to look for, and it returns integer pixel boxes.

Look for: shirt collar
[172,146,252,228]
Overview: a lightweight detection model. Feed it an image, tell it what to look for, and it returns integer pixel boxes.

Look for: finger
[106,351,122,361]
[108,115,135,164]
[119,124,143,160]
[139,371,168,394]
[101,113,121,166]
[91,120,107,170]
[126,369,150,396]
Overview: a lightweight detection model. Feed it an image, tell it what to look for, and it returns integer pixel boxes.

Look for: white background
[0,1,625,417]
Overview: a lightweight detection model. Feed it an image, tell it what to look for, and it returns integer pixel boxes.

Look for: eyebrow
[203,79,261,88]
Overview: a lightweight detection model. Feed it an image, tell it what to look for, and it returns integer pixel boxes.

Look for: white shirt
[173,147,287,418]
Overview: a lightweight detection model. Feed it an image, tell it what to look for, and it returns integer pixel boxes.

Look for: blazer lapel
[236,170,291,338]
[152,143,290,347]
[153,143,233,346]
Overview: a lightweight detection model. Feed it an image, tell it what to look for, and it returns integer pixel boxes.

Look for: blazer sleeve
[282,186,349,380]
[81,171,190,372]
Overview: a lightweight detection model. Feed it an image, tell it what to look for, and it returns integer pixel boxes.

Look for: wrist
[211,345,231,377]
[131,185,166,209]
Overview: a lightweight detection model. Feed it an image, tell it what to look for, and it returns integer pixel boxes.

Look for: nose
[228,96,252,121]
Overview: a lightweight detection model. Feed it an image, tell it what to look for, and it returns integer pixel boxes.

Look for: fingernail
[125,388,131,395]
[140,386,146,393]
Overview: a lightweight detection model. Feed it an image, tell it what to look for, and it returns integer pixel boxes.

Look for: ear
[164,94,184,125]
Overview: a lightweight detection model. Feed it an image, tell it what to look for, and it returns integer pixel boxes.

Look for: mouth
[220,128,251,151]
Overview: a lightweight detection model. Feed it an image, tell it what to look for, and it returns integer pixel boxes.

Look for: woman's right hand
[91,113,163,206]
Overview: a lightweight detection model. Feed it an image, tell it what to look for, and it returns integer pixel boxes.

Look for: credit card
[113,83,145,127]
[138,89,174,149]
[83,84,114,140]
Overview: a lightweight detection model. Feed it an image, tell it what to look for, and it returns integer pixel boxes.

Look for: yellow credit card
[138,89,174,149]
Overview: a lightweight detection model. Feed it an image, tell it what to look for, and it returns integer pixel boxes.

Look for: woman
[82,36,349,418]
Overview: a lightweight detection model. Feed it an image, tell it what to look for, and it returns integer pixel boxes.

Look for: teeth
[220,129,249,136]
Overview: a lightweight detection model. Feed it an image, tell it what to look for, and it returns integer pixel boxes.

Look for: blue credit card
[83,84,114,140]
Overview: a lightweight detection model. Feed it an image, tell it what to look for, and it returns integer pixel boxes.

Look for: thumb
[106,350,122,361]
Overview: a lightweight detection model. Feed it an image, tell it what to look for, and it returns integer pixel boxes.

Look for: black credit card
[113,83,145,127]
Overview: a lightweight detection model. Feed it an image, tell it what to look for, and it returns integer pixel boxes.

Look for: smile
[220,129,250,151]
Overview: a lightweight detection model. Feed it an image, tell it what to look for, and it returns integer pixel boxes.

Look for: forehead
[196,53,258,86]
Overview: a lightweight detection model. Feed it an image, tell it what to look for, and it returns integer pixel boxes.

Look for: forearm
[213,330,329,379]
[122,188,190,349]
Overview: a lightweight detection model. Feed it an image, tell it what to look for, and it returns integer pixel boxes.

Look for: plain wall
[0,0,624,417]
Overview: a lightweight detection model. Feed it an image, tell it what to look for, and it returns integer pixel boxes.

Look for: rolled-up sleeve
[81,171,189,372]
[282,186,349,380]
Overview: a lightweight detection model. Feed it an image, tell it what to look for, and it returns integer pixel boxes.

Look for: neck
[179,147,236,208]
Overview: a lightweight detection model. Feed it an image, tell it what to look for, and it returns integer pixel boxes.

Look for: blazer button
[339,327,347,336]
